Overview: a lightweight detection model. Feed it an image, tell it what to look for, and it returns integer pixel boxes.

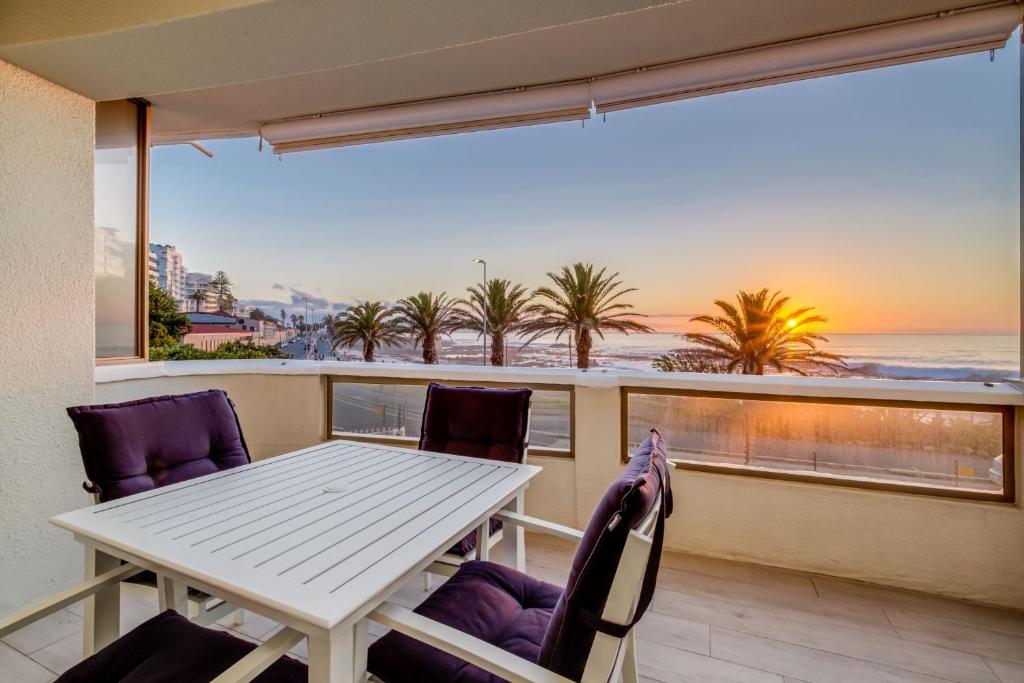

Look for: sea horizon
[320,331,1020,381]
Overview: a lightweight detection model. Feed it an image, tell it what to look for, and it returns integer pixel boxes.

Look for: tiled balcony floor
[3,534,1023,682]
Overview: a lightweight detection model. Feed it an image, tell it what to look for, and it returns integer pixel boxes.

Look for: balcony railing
[93,359,1024,608]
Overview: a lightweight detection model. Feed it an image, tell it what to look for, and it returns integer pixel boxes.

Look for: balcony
[1,345,1023,680]
[4,360,1021,680]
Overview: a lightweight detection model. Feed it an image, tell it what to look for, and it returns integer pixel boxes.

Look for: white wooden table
[50,440,541,682]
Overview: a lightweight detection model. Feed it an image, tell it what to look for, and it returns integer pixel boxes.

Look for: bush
[653,349,726,373]
[150,341,292,361]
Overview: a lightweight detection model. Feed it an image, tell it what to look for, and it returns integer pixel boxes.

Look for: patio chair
[66,389,250,626]
[415,383,532,587]
[367,429,673,683]
[1,593,307,683]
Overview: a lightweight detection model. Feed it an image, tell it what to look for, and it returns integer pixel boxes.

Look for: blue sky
[151,37,1020,333]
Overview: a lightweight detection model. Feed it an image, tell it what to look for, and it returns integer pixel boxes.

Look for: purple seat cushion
[418,384,532,464]
[449,518,503,557]
[67,390,250,502]
[368,561,561,683]
[56,610,306,682]
[537,431,672,681]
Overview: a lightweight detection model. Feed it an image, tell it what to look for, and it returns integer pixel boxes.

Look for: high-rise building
[183,271,217,312]
[150,243,188,302]
[94,226,127,278]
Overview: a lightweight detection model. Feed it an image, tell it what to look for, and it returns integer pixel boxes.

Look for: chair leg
[620,631,639,683]
[423,573,432,591]
[233,609,245,626]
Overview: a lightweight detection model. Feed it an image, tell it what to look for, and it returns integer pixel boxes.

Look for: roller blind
[261,82,592,154]
[592,4,1021,113]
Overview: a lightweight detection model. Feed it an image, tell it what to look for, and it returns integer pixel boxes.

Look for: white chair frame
[374,496,660,683]
[423,406,532,589]
[0,564,294,683]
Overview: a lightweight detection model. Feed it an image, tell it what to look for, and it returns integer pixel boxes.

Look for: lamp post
[473,258,487,366]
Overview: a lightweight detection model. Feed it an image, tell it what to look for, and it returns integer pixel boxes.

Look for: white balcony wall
[0,61,95,616]
[95,361,1024,610]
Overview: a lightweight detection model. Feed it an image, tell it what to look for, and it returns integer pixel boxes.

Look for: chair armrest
[370,602,573,683]
[492,511,585,544]
[0,563,143,639]
[211,626,305,683]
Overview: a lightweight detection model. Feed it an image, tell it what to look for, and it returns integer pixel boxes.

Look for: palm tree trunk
[490,330,505,366]
[423,335,438,364]
[363,343,374,363]
[576,327,592,369]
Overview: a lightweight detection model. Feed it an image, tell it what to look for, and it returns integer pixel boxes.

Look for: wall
[0,60,95,616]
[93,364,1024,609]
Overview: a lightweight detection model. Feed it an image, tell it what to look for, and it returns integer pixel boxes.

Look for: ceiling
[0,0,1013,141]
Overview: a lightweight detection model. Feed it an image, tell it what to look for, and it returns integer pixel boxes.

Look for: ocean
[331,332,1019,381]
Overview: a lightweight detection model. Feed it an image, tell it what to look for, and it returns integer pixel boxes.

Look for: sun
[787,319,797,328]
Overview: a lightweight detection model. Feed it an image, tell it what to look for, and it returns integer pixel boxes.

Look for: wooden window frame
[96,98,150,365]
[620,386,1016,503]
[325,375,575,459]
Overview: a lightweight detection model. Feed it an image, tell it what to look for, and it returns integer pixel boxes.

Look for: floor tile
[985,658,1024,683]
[886,609,1024,664]
[0,641,55,683]
[638,637,782,682]
[29,631,83,676]
[2,609,81,655]
[710,628,949,683]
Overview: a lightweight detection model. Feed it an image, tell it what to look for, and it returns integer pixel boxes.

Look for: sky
[151,37,1021,334]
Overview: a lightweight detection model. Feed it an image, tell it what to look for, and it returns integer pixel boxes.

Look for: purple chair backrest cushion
[418,383,532,463]
[67,390,250,502]
[537,430,673,681]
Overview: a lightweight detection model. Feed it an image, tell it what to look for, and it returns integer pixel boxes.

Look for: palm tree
[211,271,232,309]
[330,302,403,362]
[249,307,267,321]
[685,288,847,375]
[189,290,206,312]
[280,309,288,327]
[523,263,654,370]
[455,279,533,366]
[290,314,298,329]
[394,292,462,365]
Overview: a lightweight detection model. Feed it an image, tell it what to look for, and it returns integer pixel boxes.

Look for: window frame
[325,375,575,459]
[95,98,150,365]
[620,386,1016,503]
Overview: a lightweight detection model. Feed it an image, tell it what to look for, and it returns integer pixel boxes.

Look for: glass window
[625,391,1012,499]
[331,381,573,453]
[95,100,146,359]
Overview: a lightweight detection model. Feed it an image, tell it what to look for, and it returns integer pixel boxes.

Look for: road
[281,335,335,360]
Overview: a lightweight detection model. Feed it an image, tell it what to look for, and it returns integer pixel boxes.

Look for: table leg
[495,489,526,572]
[157,574,188,616]
[83,545,120,657]
[308,621,368,683]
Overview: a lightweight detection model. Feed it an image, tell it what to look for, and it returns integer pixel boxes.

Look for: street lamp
[473,258,487,366]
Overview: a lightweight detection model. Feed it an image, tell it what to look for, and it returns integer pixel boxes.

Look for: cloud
[332,302,352,311]
[238,298,289,309]
[289,288,329,308]
[271,283,285,290]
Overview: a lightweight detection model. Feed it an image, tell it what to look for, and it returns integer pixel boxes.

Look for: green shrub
[150,341,291,361]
